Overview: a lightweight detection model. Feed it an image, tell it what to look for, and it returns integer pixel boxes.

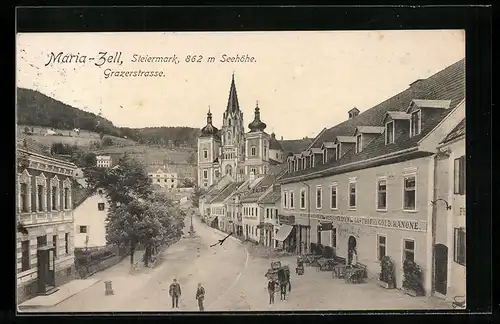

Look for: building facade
[147,166,179,191]
[241,174,276,243]
[16,139,77,303]
[434,118,466,300]
[278,59,465,297]
[197,74,284,189]
[259,184,281,248]
[96,155,112,168]
[73,188,108,249]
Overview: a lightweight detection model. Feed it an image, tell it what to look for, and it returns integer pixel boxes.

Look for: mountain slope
[16,88,201,148]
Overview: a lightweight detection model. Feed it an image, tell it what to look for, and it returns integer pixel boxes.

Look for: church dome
[200,109,220,138]
[248,103,267,132]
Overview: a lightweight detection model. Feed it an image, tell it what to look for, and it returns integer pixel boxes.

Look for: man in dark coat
[196,283,205,311]
[267,279,278,304]
[169,278,182,308]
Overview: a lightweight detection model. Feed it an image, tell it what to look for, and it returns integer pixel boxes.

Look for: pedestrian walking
[267,279,278,304]
[280,280,288,301]
[196,283,205,311]
[169,278,182,308]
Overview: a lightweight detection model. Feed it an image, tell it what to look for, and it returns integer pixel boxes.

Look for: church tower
[244,102,271,177]
[197,108,221,188]
[220,74,246,181]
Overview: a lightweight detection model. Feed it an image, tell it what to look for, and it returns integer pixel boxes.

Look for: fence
[74,245,129,279]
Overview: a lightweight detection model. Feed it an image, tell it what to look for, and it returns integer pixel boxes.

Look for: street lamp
[190,211,194,234]
[300,181,311,255]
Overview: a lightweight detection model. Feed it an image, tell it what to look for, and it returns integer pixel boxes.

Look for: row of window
[154,178,177,183]
[18,174,72,213]
[211,207,225,215]
[20,233,70,272]
[265,207,278,220]
[243,206,258,217]
[150,174,177,178]
[287,155,465,213]
[283,174,417,212]
[202,144,269,160]
[245,224,259,237]
[376,235,415,262]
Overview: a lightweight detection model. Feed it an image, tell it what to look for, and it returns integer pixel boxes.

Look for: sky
[16,30,465,140]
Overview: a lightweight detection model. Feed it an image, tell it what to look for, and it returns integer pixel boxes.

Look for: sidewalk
[18,279,99,310]
[21,249,154,312]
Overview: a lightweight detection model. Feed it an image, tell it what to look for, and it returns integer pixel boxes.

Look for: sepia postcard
[16,30,466,313]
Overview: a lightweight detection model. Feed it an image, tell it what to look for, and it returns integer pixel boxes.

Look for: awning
[274,224,294,241]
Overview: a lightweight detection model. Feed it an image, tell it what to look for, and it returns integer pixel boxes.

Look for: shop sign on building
[308,214,427,232]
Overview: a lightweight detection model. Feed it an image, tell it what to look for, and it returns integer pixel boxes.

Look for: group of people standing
[168,278,206,311]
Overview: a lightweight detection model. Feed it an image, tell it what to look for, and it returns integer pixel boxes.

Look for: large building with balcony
[278,58,465,297]
[16,138,77,303]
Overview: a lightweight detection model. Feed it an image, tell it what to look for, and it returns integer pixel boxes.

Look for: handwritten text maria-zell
[45,52,257,79]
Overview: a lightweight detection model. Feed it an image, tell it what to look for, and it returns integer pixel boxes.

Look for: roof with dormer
[281,58,465,182]
[241,174,276,203]
[259,184,281,204]
[209,182,241,204]
[305,59,465,151]
[354,126,385,135]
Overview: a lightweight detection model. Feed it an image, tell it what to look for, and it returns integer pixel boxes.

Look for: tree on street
[191,186,205,208]
[181,178,195,188]
[84,154,185,266]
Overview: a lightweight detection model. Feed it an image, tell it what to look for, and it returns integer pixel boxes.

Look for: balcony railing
[18,210,73,226]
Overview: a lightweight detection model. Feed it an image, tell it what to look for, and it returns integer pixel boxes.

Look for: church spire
[207,106,212,124]
[226,73,240,113]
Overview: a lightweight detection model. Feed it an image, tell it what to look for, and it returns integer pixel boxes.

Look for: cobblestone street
[27,216,453,312]
[210,244,452,311]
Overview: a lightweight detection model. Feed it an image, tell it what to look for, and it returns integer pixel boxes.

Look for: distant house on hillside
[96,155,112,168]
[147,165,179,191]
[73,187,108,249]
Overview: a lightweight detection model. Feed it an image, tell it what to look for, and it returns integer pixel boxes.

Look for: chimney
[348,107,360,120]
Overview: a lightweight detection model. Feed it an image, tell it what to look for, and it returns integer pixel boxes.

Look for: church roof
[200,109,220,138]
[226,74,240,113]
[248,105,267,132]
[269,133,283,150]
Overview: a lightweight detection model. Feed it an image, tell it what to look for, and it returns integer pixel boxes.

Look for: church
[197,74,285,188]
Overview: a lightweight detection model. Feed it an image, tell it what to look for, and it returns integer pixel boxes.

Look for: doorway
[434,244,448,296]
[347,235,357,265]
[37,246,56,294]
